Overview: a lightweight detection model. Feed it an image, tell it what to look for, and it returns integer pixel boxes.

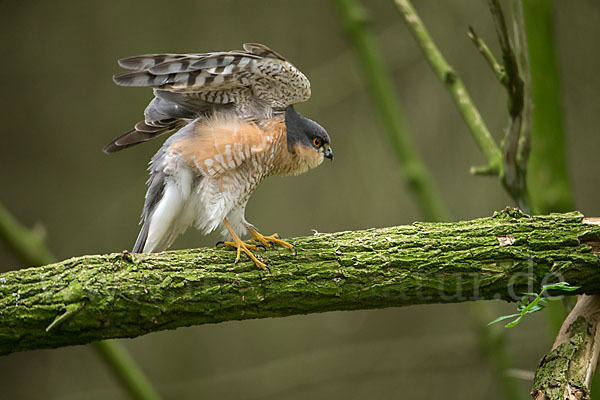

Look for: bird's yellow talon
[248,228,295,253]
[221,219,269,271]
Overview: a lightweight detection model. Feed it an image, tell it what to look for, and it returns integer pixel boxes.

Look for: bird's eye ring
[312,138,322,147]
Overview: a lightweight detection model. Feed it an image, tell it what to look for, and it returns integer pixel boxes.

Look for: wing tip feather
[242,43,287,61]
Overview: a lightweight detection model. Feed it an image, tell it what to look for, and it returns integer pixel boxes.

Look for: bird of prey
[104,43,333,270]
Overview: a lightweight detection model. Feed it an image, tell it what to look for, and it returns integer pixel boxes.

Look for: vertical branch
[510,1,533,199]
[0,202,161,400]
[532,295,600,400]
[487,0,531,212]
[522,0,574,213]
[488,0,524,118]
[331,0,450,222]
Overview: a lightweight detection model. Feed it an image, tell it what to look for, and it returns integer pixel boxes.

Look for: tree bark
[532,219,600,400]
[532,294,600,400]
[1,209,599,356]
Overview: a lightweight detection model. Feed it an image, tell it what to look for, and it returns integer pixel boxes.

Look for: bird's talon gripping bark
[221,219,269,271]
[215,241,226,248]
[247,227,295,254]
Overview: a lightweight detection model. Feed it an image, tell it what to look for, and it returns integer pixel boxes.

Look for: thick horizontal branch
[1,210,599,355]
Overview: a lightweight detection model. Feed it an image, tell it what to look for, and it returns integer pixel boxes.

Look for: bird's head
[285,106,333,168]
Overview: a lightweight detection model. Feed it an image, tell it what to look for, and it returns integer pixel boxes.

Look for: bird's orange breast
[168,117,286,178]
[167,116,321,180]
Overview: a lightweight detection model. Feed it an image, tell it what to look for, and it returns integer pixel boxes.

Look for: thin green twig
[0,202,161,400]
[489,0,524,118]
[468,26,507,85]
[94,341,161,400]
[0,202,55,267]
[393,0,503,175]
[331,0,450,222]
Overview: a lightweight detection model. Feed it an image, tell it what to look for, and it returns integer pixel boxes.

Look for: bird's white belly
[193,166,268,237]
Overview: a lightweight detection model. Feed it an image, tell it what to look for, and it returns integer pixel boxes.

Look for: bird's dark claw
[215,241,226,248]
[291,245,297,256]
[256,244,267,251]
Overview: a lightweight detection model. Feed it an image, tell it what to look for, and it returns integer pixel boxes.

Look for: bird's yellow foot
[248,227,297,255]
[216,239,269,271]
[220,218,269,271]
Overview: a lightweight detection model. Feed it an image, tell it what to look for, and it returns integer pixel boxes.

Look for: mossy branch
[2,210,599,356]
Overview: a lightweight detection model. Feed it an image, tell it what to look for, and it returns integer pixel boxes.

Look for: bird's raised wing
[113,43,311,111]
[105,43,310,153]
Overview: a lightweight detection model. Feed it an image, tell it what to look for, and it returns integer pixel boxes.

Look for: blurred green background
[1,0,598,398]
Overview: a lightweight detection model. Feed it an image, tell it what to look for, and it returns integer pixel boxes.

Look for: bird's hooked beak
[324,144,334,161]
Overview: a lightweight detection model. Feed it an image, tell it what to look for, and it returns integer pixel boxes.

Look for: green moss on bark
[532,317,591,399]
[1,210,599,355]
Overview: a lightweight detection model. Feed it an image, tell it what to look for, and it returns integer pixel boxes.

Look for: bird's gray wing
[105,43,311,153]
[113,43,310,112]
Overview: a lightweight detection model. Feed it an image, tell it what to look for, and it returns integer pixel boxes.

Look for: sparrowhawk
[104,43,333,270]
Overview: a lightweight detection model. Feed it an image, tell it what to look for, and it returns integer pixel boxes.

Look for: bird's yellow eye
[313,138,322,147]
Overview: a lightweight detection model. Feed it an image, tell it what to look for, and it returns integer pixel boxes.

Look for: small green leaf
[542,282,580,292]
[488,313,521,326]
[505,315,523,328]
[487,281,579,329]
[527,305,545,313]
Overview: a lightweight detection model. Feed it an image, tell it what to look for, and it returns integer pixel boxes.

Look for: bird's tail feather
[132,220,150,253]
[131,169,167,253]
